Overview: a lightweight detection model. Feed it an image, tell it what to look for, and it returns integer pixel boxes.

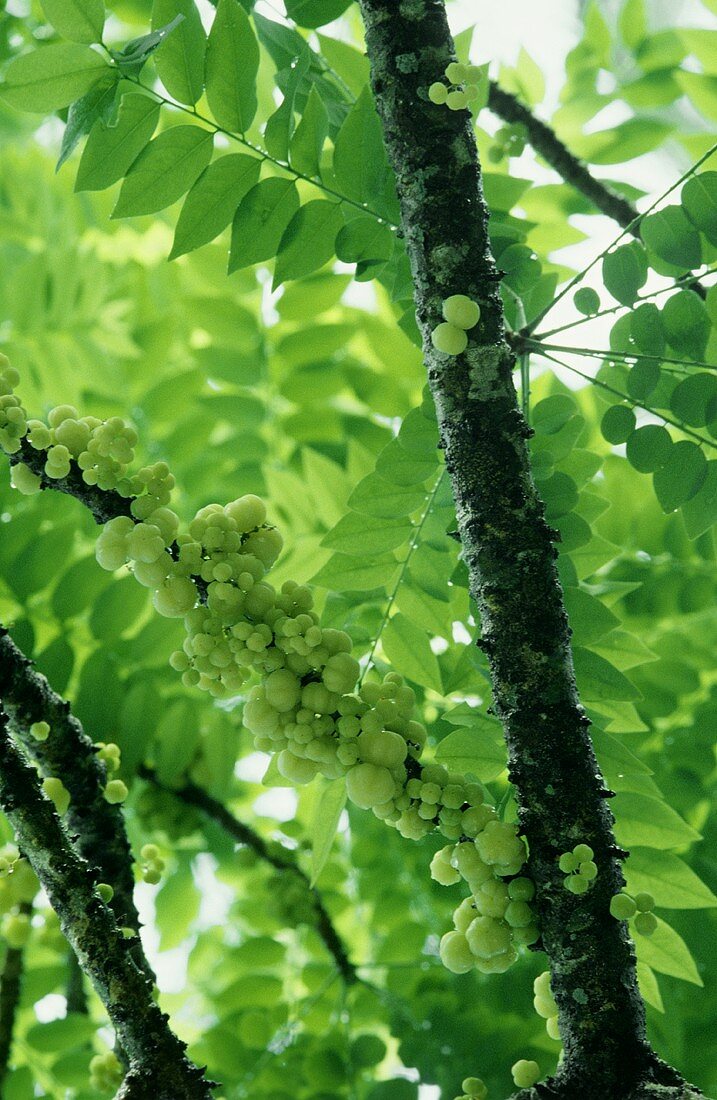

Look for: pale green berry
[445,61,468,83]
[546,1015,561,1041]
[610,892,637,920]
[512,1060,540,1089]
[634,912,657,936]
[104,779,129,805]
[507,876,535,901]
[446,89,468,111]
[346,762,395,809]
[462,1079,487,1100]
[30,721,50,742]
[565,874,589,895]
[428,82,448,104]
[578,860,598,881]
[442,295,481,330]
[439,930,475,974]
[97,883,114,903]
[431,323,468,355]
[10,464,41,495]
[558,851,579,873]
[465,64,484,84]
[42,777,70,815]
[634,891,655,913]
[573,843,594,862]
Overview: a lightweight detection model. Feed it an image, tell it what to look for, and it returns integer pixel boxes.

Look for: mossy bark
[0,709,214,1099]
[357,2,702,1097]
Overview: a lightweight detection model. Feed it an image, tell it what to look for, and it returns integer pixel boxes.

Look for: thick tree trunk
[357,3,702,1097]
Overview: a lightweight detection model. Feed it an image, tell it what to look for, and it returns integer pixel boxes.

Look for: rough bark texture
[0,709,214,1100]
[11,440,133,525]
[0,630,147,964]
[139,766,357,985]
[357,3,702,1098]
[0,901,31,1088]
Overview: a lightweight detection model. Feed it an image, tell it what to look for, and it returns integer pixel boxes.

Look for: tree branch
[138,766,358,986]
[0,900,31,1090]
[0,707,215,1100]
[486,82,639,231]
[356,3,700,1097]
[0,629,149,972]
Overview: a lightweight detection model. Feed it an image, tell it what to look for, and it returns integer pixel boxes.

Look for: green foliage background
[0,0,716,1097]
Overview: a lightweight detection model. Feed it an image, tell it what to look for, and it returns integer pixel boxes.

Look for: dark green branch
[0,900,31,1090]
[486,82,638,231]
[138,766,358,986]
[66,947,88,1016]
[0,630,147,968]
[0,707,215,1100]
[357,3,700,1097]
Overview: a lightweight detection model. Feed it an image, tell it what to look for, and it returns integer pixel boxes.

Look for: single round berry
[445,61,468,83]
[558,851,579,873]
[97,883,114,904]
[431,323,468,355]
[610,893,637,920]
[462,1079,487,1100]
[634,911,658,936]
[565,874,589,895]
[573,843,594,862]
[442,295,481,330]
[578,860,598,881]
[439,930,475,974]
[634,891,655,913]
[30,721,50,742]
[428,82,448,104]
[512,1059,540,1089]
[104,779,129,805]
[446,89,468,111]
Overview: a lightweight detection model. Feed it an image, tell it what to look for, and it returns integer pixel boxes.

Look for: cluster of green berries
[139,843,165,885]
[0,844,38,948]
[428,61,484,111]
[512,1059,540,1089]
[452,1076,488,1100]
[559,843,598,894]
[89,1051,123,1093]
[96,741,128,803]
[533,970,560,1041]
[487,123,528,163]
[3,360,532,979]
[433,821,535,976]
[610,890,657,935]
[0,356,27,457]
[431,295,482,356]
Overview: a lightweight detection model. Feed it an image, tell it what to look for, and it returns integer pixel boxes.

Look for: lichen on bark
[356,1,704,1097]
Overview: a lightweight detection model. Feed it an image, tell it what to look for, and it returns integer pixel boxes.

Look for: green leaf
[619,0,647,48]
[321,512,412,556]
[336,216,394,264]
[153,0,206,106]
[75,92,160,191]
[382,613,442,694]
[170,153,261,258]
[0,43,109,112]
[311,554,399,592]
[662,289,710,359]
[376,439,437,486]
[631,302,665,357]
[155,699,200,784]
[435,713,507,782]
[635,916,703,985]
[264,50,311,161]
[625,425,673,474]
[640,205,701,269]
[682,460,717,537]
[273,200,344,287]
[348,474,427,519]
[681,170,717,243]
[333,87,388,207]
[56,71,119,171]
[26,1014,98,1053]
[52,555,111,619]
[89,575,148,640]
[113,125,213,217]
[155,857,201,950]
[205,0,260,133]
[670,373,717,428]
[563,586,620,643]
[601,404,636,445]
[652,441,707,512]
[310,779,347,886]
[675,71,717,124]
[625,848,717,909]
[290,85,329,177]
[636,961,663,1013]
[614,792,701,849]
[602,241,648,306]
[229,178,300,272]
[285,0,353,28]
[572,647,641,701]
[112,15,184,75]
[40,0,105,43]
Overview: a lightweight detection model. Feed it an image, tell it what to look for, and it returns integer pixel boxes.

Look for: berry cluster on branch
[0,361,537,979]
